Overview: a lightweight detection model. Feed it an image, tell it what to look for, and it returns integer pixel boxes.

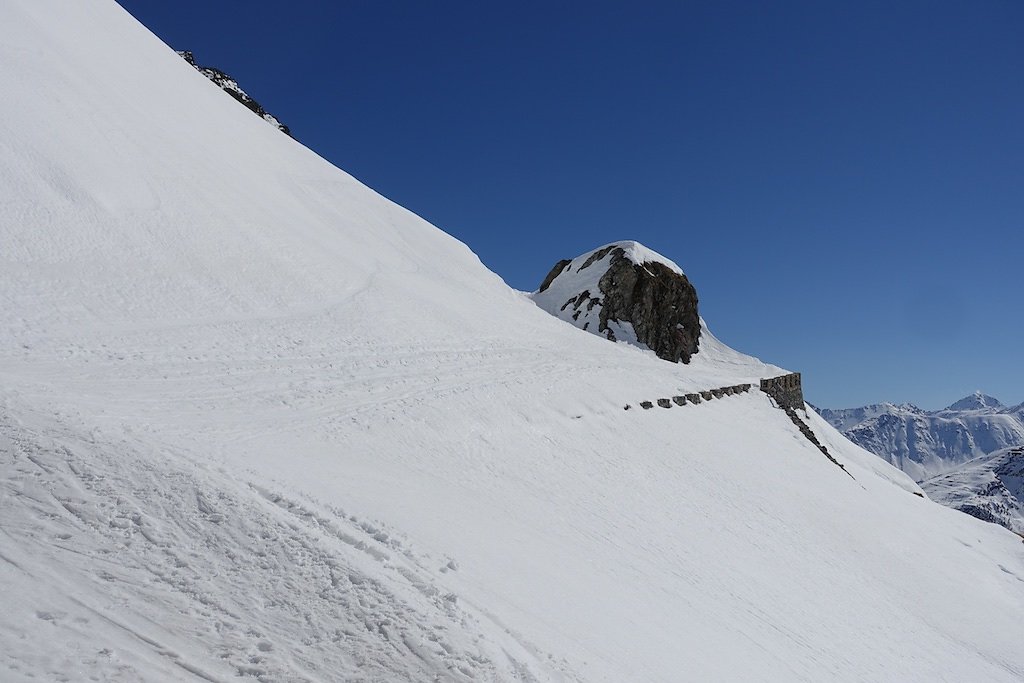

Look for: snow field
[1,1,1024,681]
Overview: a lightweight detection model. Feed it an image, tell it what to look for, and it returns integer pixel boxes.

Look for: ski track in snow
[0,404,562,682]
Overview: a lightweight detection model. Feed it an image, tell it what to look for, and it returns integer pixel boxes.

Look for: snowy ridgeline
[2,1,1024,681]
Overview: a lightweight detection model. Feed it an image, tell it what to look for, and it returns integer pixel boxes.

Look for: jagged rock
[687,393,701,404]
[178,51,291,136]
[640,401,654,410]
[672,396,687,406]
[700,391,713,401]
[530,242,700,363]
[657,398,672,408]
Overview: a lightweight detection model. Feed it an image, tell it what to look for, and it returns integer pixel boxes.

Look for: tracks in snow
[0,404,562,682]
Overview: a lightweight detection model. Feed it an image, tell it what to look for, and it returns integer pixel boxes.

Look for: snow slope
[2,1,1024,681]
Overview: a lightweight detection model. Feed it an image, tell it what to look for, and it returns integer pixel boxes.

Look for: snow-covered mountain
[2,1,1024,681]
[818,392,1024,481]
[922,446,1024,535]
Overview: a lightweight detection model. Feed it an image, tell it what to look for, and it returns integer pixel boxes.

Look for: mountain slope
[921,446,1024,534]
[2,2,1024,681]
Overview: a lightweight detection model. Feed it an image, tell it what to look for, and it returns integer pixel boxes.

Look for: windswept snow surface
[2,1,1024,681]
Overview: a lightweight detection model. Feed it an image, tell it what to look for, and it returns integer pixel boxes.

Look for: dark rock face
[595,247,700,363]
[537,259,571,294]
[177,51,291,136]
[534,244,700,363]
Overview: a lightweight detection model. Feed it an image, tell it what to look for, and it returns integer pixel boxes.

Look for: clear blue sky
[118,0,1022,410]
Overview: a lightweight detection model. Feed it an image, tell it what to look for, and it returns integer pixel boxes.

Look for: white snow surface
[2,2,1024,681]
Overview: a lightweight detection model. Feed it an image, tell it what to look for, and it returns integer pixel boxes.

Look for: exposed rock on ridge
[531,242,700,363]
[178,50,291,136]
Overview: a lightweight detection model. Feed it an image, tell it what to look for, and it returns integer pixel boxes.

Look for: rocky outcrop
[177,51,291,136]
[531,242,700,363]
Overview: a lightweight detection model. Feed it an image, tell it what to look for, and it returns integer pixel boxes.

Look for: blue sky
[118,0,1023,409]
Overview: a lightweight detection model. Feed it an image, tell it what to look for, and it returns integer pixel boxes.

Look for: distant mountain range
[819,393,1024,533]
[818,392,1024,481]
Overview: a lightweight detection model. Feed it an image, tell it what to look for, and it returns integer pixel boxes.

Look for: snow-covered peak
[603,240,685,275]
[545,240,686,279]
[944,391,1005,413]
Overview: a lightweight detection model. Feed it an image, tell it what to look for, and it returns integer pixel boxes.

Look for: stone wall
[627,384,752,410]
[760,373,803,409]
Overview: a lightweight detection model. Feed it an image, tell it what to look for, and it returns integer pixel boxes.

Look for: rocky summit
[531,241,700,363]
